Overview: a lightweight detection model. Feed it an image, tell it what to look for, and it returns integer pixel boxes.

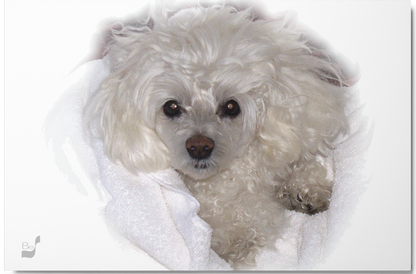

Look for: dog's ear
[83,73,170,174]
[258,80,349,179]
[257,13,354,175]
[257,104,303,177]
[82,8,171,174]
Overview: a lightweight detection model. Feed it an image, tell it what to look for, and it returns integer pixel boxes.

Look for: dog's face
[84,5,350,180]
[130,8,278,180]
[151,69,264,180]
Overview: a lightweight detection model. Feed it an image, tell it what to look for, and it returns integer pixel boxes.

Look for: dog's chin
[176,159,220,181]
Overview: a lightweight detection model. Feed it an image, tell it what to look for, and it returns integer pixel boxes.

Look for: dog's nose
[186,135,215,160]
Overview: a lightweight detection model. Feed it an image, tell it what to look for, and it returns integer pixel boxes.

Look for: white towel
[45,57,371,270]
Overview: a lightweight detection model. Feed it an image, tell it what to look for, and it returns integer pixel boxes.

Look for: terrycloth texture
[45,57,371,270]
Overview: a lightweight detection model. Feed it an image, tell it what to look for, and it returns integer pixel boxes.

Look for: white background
[1,0,412,272]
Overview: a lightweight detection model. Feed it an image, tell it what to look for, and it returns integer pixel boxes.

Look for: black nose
[186,135,215,160]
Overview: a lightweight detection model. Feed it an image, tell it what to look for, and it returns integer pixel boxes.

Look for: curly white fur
[83,3,351,269]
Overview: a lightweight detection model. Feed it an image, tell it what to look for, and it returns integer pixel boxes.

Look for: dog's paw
[276,185,331,215]
[276,159,334,214]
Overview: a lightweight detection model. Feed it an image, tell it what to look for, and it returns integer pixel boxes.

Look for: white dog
[83,2,353,269]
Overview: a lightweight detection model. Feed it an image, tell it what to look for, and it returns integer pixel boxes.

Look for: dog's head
[84,3,353,180]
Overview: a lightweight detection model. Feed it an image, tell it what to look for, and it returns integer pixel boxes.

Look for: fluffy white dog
[83,2,354,269]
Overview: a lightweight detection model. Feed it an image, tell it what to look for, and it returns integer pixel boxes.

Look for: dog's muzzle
[186,134,215,161]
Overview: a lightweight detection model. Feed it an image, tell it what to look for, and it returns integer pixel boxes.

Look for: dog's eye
[163,100,181,117]
[223,100,240,117]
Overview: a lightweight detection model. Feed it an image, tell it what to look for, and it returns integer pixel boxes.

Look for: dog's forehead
[188,88,217,110]
[191,78,249,107]
[159,65,250,106]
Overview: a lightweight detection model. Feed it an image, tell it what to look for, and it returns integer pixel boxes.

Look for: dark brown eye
[163,100,181,117]
[223,99,240,117]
